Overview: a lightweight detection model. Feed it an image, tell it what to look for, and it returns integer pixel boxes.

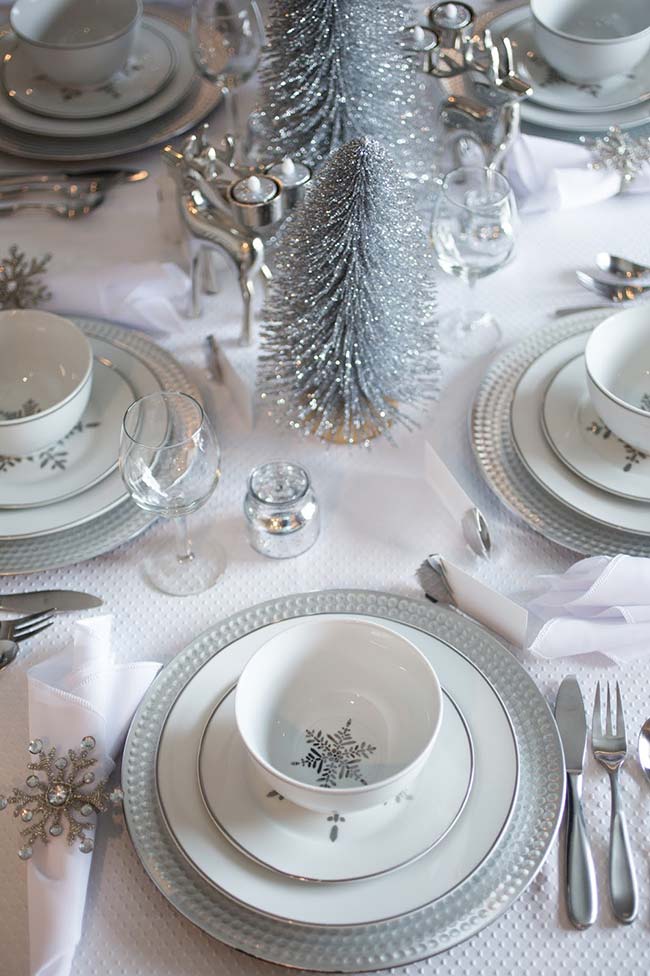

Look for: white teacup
[10,0,142,88]
[531,0,650,83]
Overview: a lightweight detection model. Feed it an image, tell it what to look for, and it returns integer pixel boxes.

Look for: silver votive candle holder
[244,460,320,558]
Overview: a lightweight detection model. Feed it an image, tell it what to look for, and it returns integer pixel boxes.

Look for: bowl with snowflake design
[234,618,443,814]
[0,310,93,456]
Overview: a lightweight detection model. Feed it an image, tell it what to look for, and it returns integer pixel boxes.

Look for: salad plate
[197,684,474,884]
[542,355,650,503]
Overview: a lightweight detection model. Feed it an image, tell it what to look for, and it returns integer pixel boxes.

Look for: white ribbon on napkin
[505,133,650,213]
[527,554,650,662]
[26,616,161,976]
[43,261,190,337]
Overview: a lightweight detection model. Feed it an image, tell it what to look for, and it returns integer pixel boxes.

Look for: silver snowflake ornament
[0,736,118,859]
[0,245,51,310]
[579,126,650,187]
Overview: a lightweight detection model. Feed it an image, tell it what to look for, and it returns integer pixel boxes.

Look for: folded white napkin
[527,554,650,662]
[44,261,190,337]
[25,616,161,976]
[505,133,650,213]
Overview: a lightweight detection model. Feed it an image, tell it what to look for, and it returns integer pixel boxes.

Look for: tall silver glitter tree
[258,137,438,446]
[259,0,429,173]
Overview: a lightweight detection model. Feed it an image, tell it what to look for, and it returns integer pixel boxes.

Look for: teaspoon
[596,253,650,280]
[576,270,650,302]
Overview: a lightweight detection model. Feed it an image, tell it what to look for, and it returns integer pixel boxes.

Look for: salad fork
[0,609,54,644]
[591,682,638,924]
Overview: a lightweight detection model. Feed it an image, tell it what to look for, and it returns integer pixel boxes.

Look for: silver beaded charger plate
[471,309,650,556]
[0,315,198,574]
[123,590,565,973]
[0,7,221,161]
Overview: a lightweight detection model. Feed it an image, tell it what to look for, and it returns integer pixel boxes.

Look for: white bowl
[10,0,142,87]
[585,305,650,453]
[235,618,443,814]
[0,310,93,457]
[531,0,650,83]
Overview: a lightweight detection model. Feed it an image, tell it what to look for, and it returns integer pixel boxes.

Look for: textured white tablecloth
[3,10,650,976]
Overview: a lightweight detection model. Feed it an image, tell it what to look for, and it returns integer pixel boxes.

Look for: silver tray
[0,315,198,575]
[0,6,221,161]
[471,309,650,556]
[123,590,565,973]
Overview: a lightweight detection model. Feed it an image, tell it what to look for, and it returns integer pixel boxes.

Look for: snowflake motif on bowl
[587,420,648,471]
[291,718,377,788]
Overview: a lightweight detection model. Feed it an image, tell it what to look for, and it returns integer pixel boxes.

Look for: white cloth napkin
[25,616,161,976]
[44,261,190,337]
[527,554,650,662]
[505,133,650,213]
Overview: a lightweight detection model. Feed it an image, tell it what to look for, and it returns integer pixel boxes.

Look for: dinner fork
[0,609,54,644]
[591,682,638,924]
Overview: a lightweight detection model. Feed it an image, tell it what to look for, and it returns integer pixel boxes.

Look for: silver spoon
[0,192,105,219]
[576,270,650,302]
[596,253,650,280]
[0,639,19,671]
[638,720,650,785]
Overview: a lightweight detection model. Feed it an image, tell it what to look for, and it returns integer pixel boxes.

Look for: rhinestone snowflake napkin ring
[0,736,123,860]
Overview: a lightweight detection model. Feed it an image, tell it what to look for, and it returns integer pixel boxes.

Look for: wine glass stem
[222,85,239,139]
[176,515,195,564]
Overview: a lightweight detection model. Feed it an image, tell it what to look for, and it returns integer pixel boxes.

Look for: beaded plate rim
[470,309,650,556]
[123,589,565,973]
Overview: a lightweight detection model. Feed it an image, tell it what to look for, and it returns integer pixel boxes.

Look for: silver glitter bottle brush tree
[258,0,432,177]
[258,137,438,446]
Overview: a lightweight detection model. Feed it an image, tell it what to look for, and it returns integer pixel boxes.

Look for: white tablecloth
[3,14,650,976]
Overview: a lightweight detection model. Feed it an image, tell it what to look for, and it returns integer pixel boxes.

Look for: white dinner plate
[511,332,650,534]
[156,611,519,928]
[542,354,650,502]
[3,20,177,120]
[0,17,194,137]
[0,357,135,509]
[492,7,650,115]
[0,334,161,539]
[198,684,474,884]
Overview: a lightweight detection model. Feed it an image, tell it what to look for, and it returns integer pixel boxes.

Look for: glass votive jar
[244,460,320,558]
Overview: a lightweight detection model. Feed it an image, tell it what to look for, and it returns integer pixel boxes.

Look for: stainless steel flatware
[0,590,102,614]
[0,167,148,197]
[0,609,54,646]
[0,192,104,219]
[592,681,638,924]
[552,303,639,318]
[555,675,598,929]
[0,640,19,670]
[638,719,650,784]
[576,270,650,302]
[596,253,650,280]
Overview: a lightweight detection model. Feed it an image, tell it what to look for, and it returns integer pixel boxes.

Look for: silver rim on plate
[123,590,565,973]
[471,309,650,555]
[0,315,199,574]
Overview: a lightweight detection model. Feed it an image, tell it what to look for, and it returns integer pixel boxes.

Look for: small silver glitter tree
[258,137,438,446]
[258,0,430,174]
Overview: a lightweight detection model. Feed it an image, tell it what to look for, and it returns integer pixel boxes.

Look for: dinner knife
[555,676,598,929]
[0,590,103,613]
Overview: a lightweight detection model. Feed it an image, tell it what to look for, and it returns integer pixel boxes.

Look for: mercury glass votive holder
[244,460,320,558]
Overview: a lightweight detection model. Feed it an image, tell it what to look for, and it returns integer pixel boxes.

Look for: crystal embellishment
[580,126,650,187]
[0,737,112,857]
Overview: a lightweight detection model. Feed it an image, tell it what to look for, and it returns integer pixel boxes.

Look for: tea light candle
[267,157,312,208]
[428,1,474,51]
[244,460,320,558]
[228,174,284,228]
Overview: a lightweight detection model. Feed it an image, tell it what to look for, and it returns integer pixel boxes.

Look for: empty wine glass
[119,391,226,596]
[430,166,517,357]
[191,0,264,141]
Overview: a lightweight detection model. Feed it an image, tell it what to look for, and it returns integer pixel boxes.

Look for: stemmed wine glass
[119,391,226,596]
[430,166,517,357]
[190,0,264,141]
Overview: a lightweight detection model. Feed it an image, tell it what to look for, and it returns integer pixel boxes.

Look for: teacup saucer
[3,19,176,121]
[542,354,650,502]
[198,686,474,884]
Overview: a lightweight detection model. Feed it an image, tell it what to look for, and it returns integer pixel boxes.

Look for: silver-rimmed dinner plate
[0,315,198,573]
[3,18,177,121]
[196,679,474,885]
[123,590,564,972]
[542,354,650,503]
[0,7,221,161]
[472,309,650,556]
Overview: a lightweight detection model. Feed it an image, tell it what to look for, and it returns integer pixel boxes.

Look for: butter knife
[555,676,598,929]
[0,590,102,613]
